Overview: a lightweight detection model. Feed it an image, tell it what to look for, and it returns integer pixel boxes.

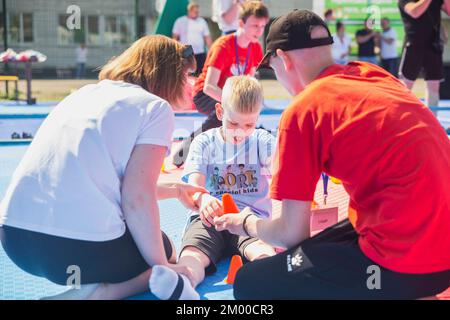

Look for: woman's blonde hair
[99,35,196,105]
[222,76,263,114]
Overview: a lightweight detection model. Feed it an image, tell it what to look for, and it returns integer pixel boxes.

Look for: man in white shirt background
[173,2,212,76]
[332,21,352,64]
[380,17,399,77]
[75,42,87,79]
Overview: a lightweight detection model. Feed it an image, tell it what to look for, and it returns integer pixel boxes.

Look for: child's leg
[241,238,277,261]
[178,246,212,288]
[178,215,227,288]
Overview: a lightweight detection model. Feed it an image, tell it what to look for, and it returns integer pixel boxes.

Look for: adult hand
[198,194,223,227]
[214,206,253,237]
[176,183,208,210]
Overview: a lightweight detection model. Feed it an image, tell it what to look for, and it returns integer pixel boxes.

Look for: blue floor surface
[0,145,234,300]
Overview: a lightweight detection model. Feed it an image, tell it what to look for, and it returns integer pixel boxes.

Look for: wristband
[242,213,253,237]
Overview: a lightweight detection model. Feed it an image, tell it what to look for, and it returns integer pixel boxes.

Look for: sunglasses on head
[181,45,194,58]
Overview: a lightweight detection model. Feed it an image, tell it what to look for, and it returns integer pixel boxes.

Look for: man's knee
[233,262,260,299]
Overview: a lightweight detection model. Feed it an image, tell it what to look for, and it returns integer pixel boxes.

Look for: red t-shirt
[271,61,450,274]
[193,34,263,96]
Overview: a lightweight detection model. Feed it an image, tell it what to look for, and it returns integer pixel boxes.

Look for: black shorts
[0,225,173,286]
[233,219,450,300]
[399,42,444,81]
[193,53,206,77]
[181,215,258,274]
[193,91,219,116]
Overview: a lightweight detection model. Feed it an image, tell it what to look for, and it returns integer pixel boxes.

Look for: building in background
[0,0,448,79]
[0,0,319,78]
[0,0,159,78]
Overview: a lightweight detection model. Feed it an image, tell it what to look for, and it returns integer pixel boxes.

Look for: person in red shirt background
[173,1,268,167]
[215,10,450,299]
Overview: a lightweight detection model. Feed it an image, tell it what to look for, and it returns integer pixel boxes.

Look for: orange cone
[224,255,243,284]
[222,193,239,215]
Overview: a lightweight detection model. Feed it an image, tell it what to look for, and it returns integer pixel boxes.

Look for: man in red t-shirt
[173,1,268,167]
[215,10,450,299]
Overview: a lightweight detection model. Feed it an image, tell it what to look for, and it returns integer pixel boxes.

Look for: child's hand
[199,194,223,228]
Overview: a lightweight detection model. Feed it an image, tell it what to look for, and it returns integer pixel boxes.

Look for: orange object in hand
[222,193,240,215]
[224,255,243,284]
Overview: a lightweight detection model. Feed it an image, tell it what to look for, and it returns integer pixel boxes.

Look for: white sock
[149,265,199,300]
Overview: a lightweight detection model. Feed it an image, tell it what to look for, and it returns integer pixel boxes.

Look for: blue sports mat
[0,145,234,300]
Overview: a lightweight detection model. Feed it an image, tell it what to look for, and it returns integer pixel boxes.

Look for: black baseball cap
[257,10,334,70]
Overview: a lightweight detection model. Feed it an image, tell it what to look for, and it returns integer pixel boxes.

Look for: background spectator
[324,9,335,25]
[380,17,399,77]
[398,0,450,113]
[332,21,352,64]
[356,18,379,65]
[75,43,87,79]
[173,2,212,75]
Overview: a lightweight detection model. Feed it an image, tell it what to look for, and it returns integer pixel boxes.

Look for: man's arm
[403,0,433,18]
[246,199,311,249]
[215,199,312,249]
[442,0,450,15]
[356,30,375,44]
[204,35,213,49]
[203,66,223,102]
[220,0,241,25]
[382,35,395,44]
[172,18,181,41]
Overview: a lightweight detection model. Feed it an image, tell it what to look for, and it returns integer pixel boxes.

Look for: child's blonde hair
[221,76,263,114]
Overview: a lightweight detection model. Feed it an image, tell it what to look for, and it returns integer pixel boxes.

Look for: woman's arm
[157,181,208,210]
[121,144,170,266]
[203,66,223,102]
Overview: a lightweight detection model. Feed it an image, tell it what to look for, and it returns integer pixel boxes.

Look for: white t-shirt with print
[182,127,275,218]
[0,80,174,241]
[212,0,239,34]
[172,16,210,54]
[381,28,398,59]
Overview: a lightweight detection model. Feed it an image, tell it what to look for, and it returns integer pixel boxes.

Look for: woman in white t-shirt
[332,21,352,65]
[0,36,206,300]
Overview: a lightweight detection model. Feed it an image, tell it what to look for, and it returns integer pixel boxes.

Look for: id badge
[310,200,338,236]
